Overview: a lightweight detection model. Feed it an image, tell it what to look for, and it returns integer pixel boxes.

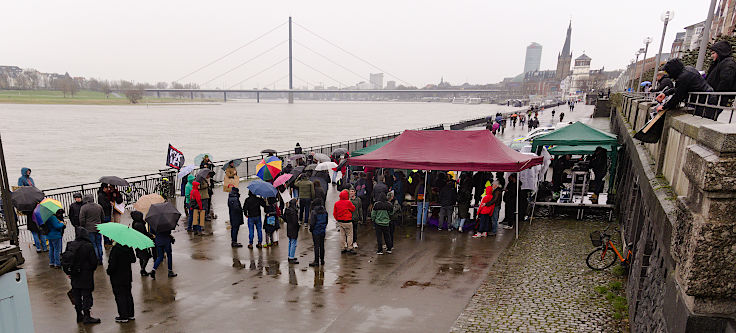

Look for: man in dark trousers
[68,193,84,227]
[66,227,101,324]
[500,174,521,229]
[107,242,136,322]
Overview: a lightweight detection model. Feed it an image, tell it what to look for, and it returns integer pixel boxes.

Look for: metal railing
[686,91,735,123]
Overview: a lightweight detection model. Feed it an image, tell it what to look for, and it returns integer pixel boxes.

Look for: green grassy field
[0,89,216,105]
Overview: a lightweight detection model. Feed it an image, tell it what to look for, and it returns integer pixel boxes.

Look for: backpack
[356,184,366,197]
[39,222,51,235]
[61,241,82,275]
[266,216,276,226]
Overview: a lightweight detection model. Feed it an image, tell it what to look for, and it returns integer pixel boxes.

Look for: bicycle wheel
[586,247,617,270]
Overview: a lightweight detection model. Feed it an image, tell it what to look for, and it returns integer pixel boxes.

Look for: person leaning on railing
[655,58,716,119]
[705,40,736,115]
[650,71,674,93]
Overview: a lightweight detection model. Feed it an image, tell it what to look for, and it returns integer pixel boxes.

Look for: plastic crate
[590,231,603,247]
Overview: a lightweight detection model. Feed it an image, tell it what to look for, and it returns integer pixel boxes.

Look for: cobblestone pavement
[451,219,624,333]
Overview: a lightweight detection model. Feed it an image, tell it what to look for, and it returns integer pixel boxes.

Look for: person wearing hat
[655,58,715,119]
[706,40,736,93]
[69,192,85,227]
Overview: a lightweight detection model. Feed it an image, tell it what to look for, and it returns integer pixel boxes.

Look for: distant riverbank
[0,89,216,105]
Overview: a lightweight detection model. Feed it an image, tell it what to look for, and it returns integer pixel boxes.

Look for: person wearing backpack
[46,209,66,268]
[64,227,101,324]
[79,194,104,263]
[371,192,393,254]
[309,198,328,267]
[106,242,136,323]
[263,197,280,247]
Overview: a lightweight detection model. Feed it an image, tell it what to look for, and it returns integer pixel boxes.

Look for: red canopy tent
[348,130,543,238]
[348,130,543,172]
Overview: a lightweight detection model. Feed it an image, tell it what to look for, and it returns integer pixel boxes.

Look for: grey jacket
[79,194,105,233]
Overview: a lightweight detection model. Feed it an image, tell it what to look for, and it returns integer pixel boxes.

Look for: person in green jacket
[185,174,195,231]
[349,187,362,249]
[371,192,393,255]
[294,174,315,226]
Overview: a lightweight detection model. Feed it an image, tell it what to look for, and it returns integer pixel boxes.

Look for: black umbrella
[145,202,181,233]
[310,176,328,192]
[304,164,317,171]
[290,166,305,176]
[195,168,212,181]
[261,149,277,154]
[331,148,348,156]
[99,176,130,187]
[11,186,44,211]
[288,154,306,161]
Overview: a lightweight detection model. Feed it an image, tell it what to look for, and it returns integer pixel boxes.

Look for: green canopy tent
[351,139,393,157]
[530,121,619,194]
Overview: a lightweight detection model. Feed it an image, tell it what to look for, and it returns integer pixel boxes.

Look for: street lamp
[696,0,718,70]
[638,38,652,91]
[632,50,642,91]
[652,11,674,85]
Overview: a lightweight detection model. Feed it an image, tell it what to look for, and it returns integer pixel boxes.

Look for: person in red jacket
[190,181,205,235]
[333,190,356,254]
[473,186,494,238]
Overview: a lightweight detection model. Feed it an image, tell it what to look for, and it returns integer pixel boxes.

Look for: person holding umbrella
[131,211,154,276]
[79,194,104,263]
[228,188,244,247]
[106,241,136,322]
[46,209,66,268]
[243,191,267,249]
[151,229,177,279]
[199,155,214,171]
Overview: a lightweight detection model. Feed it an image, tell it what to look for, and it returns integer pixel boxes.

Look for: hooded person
[69,192,84,227]
[79,194,104,263]
[333,190,356,254]
[131,211,154,276]
[66,226,101,324]
[46,209,66,268]
[190,181,205,235]
[228,187,244,247]
[184,174,195,231]
[243,191,267,249]
[263,196,280,247]
[473,186,495,238]
[223,161,239,193]
[654,58,714,120]
[371,192,393,254]
[309,198,328,266]
[17,167,34,187]
[707,40,736,93]
[106,241,136,322]
[284,198,300,264]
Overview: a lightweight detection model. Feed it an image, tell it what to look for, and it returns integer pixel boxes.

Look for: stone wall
[612,94,736,333]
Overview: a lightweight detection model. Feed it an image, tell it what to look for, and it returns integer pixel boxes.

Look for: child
[46,209,66,268]
[263,197,280,247]
[284,199,299,264]
[473,186,494,238]
[371,193,393,255]
[190,181,205,235]
[309,198,328,267]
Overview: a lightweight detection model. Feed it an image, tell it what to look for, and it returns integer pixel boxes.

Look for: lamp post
[696,0,718,70]
[652,11,674,85]
[632,51,642,91]
[638,38,652,91]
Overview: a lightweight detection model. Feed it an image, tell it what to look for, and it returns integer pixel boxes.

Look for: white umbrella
[315,162,337,171]
[313,153,331,163]
[177,165,196,180]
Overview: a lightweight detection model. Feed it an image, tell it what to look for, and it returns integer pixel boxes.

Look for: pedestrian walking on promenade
[69,193,84,227]
[309,198,328,267]
[224,161,239,192]
[473,186,494,238]
[551,109,556,120]
[150,229,177,279]
[65,227,101,324]
[437,178,457,231]
[79,194,104,263]
[228,187,244,248]
[24,207,47,252]
[243,191,266,249]
[106,242,136,323]
[263,197,280,247]
[46,209,66,268]
[560,112,565,123]
[348,187,362,249]
[371,193,393,254]
[334,190,356,254]
[284,199,300,264]
[184,174,195,231]
[131,211,154,276]
[190,181,205,235]
[295,174,315,226]
[457,172,472,232]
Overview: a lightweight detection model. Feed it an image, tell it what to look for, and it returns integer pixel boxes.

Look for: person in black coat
[656,58,715,118]
[131,211,154,276]
[285,199,300,264]
[650,71,674,93]
[243,191,266,248]
[68,193,84,227]
[228,188,244,247]
[107,243,136,322]
[68,227,101,324]
[588,147,609,202]
[706,41,736,93]
[500,174,521,227]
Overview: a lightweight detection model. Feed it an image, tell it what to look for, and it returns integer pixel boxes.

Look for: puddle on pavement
[191,253,210,260]
[437,263,466,275]
[402,280,432,288]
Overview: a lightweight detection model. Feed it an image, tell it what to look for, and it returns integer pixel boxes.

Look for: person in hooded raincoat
[79,194,104,262]
[106,242,136,322]
[655,59,713,119]
[228,187,244,247]
[333,190,356,254]
[184,174,195,231]
[67,227,101,324]
[473,186,495,238]
[284,199,300,264]
[309,198,328,266]
[190,181,205,235]
[17,167,34,187]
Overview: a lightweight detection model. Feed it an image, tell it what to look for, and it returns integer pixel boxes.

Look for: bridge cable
[200,40,287,87]
[174,21,287,83]
[294,40,366,81]
[292,21,414,87]
[263,74,290,89]
[293,58,349,88]
[227,57,288,89]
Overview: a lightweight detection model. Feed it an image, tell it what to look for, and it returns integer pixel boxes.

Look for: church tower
[556,21,573,80]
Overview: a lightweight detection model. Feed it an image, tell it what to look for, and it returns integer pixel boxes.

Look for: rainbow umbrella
[256,156,282,181]
[33,198,63,225]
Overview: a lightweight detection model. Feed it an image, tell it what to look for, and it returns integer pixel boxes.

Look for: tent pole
[421,171,428,234]
[515,173,519,240]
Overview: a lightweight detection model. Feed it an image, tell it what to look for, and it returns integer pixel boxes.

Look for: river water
[0,100,516,189]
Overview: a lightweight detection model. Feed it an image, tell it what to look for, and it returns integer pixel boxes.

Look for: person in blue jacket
[46,209,66,268]
[18,167,35,187]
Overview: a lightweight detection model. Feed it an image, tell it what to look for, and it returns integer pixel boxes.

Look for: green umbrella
[96,223,154,250]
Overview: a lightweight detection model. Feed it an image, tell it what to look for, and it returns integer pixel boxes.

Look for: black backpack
[39,222,51,235]
[61,241,82,275]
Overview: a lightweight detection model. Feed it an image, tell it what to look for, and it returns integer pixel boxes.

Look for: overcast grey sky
[4,0,706,88]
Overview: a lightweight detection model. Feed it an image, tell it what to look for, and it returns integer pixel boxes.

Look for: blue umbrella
[247,180,278,198]
[640,81,651,86]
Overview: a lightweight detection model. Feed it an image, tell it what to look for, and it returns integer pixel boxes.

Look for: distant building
[569,53,591,96]
[683,21,706,52]
[671,32,686,58]
[710,0,736,39]
[556,21,573,80]
[386,80,396,89]
[524,42,542,73]
[522,70,557,96]
[369,73,383,89]
[356,81,373,90]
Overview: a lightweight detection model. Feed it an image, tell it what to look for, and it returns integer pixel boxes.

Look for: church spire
[561,20,572,56]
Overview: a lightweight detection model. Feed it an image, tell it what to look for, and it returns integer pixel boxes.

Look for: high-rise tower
[524,42,543,73]
[556,21,573,80]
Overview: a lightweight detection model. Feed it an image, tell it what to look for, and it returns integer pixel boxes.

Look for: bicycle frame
[602,239,632,264]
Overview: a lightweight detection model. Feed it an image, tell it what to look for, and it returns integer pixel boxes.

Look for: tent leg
[529,184,540,225]
[515,175,519,240]
[421,171,428,235]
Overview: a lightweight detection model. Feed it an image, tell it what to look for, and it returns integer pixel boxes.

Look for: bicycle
[154,178,173,200]
[586,225,633,271]
[123,186,147,209]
